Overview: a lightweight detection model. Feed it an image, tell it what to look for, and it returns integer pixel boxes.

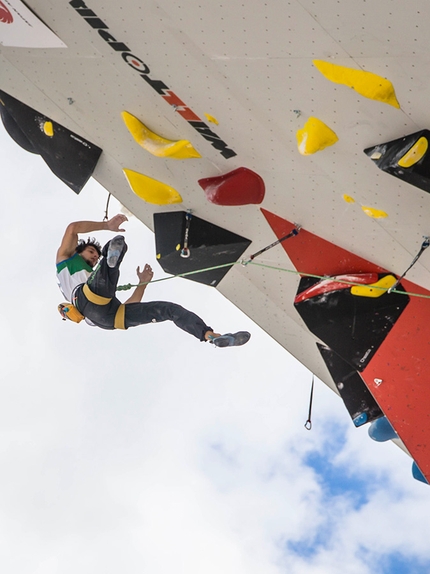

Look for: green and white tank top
[56,253,93,301]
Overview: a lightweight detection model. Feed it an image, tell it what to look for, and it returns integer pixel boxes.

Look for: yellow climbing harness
[82,284,126,329]
[83,284,111,305]
[114,304,126,330]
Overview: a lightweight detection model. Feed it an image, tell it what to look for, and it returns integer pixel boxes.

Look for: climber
[56,214,250,347]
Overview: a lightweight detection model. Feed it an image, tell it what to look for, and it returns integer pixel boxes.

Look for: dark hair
[75,237,102,257]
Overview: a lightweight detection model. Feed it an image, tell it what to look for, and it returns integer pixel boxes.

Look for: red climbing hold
[198,167,265,206]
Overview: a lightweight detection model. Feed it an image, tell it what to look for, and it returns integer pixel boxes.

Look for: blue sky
[1,126,430,574]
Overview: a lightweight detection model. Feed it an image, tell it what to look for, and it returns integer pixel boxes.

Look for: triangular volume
[364,130,430,193]
[154,211,251,286]
[295,273,409,371]
[260,208,385,276]
[0,90,102,194]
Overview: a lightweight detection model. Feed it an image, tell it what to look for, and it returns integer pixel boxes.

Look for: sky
[1,125,430,574]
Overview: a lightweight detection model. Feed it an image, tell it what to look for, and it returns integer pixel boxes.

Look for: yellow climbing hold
[123,169,183,205]
[313,60,400,109]
[296,117,338,155]
[43,121,54,137]
[351,275,397,298]
[121,111,201,159]
[362,206,388,219]
[343,194,355,203]
[398,137,428,168]
[204,113,219,125]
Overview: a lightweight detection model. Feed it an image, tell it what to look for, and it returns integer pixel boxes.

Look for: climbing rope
[116,261,237,290]
[101,191,429,299]
[116,259,430,299]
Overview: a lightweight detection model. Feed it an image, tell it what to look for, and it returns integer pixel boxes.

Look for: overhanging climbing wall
[3,0,430,483]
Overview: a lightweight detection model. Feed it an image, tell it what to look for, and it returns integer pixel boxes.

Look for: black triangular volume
[154,211,251,287]
[364,130,430,193]
[0,90,102,194]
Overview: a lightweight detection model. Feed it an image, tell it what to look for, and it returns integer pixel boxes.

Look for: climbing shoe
[107,236,124,268]
[211,331,251,347]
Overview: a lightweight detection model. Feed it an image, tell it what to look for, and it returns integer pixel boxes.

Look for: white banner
[0,0,66,48]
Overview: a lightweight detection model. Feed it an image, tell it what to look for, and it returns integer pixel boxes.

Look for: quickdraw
[180,210,192,258]
[242,223,301,265]
[388,236,430,293]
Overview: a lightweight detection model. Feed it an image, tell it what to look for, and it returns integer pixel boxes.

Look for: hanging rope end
[304,374,315,431]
